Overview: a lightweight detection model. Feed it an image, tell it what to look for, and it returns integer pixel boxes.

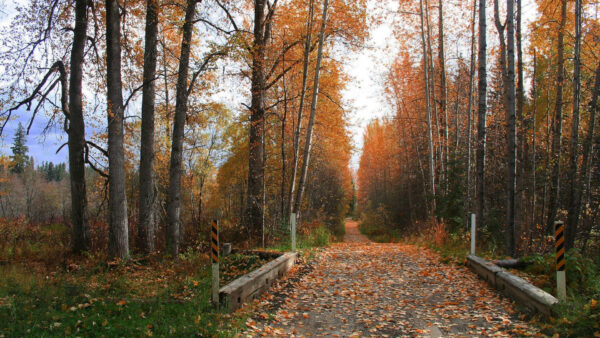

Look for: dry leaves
[243,221,537,337]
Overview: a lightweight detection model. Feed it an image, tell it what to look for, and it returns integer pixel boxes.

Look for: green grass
[0,259,251,337]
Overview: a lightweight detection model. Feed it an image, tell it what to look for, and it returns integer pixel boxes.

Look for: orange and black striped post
[211,219,219,305]
[555,221,566,301]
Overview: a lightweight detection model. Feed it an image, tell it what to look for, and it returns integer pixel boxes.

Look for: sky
[0,0,540,170]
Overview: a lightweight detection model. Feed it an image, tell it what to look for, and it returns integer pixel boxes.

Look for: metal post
[555,221,566,301]
[470,213,476,255]
[211,219,219,305]
[291,213,296,253]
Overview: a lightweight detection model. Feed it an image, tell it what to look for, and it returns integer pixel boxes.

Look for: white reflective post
[291,213,297,253]
[470,213,476,255]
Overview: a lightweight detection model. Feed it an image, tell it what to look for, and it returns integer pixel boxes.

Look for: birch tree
[293,0,330,221]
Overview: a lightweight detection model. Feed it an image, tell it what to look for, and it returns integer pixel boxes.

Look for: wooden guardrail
[466,255,558,317]
[219,252,297,312]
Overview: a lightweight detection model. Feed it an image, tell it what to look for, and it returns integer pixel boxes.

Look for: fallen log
[492,258,530,269]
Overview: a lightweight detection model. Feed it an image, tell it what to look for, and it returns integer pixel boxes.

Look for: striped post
[211,219,219,305]
[555,221,566,301]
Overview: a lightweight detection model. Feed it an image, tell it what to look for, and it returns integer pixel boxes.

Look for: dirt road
[244,219,536,337]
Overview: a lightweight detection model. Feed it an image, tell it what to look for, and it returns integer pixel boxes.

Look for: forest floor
[243,219,539,337]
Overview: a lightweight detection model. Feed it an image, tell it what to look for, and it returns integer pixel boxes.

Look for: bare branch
[86,140,108,157]
[187,51,227,95]
[215,0,240,32]
[2,61,68,136]
[265,59,301,90]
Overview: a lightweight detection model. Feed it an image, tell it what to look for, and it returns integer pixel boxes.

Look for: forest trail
[243,220,537,337]
[342,219,370,244]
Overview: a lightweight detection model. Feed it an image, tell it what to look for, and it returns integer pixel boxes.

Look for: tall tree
[166,0,198,256]
[546,0,567,234]
[419,0,436,212]
[494,0,517,256]
[465,0,477,227]
[476,0,487,230]
[438,0,448,192]
[515,0,525,239]
[245,0,277,240]
[138,0,159,254]
[565,0,583,250]
[106,0,129,259]
[69,0,91,253]
[293,0,330,220]
[504,0,517,257]
[287,0,315,220]
[578,63,600,249]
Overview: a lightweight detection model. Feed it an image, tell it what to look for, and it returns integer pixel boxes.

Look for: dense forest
[358,0,600,259]
[0,0,599,335]
[0,0,365,257]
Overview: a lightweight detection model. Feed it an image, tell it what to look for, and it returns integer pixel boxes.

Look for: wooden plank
[219,252,297,312]
[466,255,558,317]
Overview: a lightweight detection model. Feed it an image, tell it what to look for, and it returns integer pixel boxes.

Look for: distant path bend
[245,219,537,337]
[343,218,370,244]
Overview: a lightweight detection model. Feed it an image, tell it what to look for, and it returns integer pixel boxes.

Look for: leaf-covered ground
[243,220,538,337]
[221,253,270,285]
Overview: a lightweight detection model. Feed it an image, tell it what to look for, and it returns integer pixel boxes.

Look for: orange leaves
[245,229,538,336]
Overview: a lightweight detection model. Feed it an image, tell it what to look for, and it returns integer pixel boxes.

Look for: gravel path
[243,220,537,337]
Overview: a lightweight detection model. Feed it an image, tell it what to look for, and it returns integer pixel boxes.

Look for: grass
[0,220,339,337]
[0,253,254,337]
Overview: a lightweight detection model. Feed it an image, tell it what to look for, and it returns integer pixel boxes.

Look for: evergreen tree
[10,123,29,174]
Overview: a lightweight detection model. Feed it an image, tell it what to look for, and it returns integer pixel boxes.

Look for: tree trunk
[438,0,448,192]
[293,0,329,221]
[69,0,90,253]
[494,0,516,256]
[419,0,436,214]
[425,0,443,197]
[546,0,567,234]
[138,0,159,254]
[287,0,315,220]
[476,0,487,230]
[579,64,600,253]
[245,0,268,241]
[280,66,288,224]
[166,0,197,256]
[106,0,129,259]
[565,0,583,251]
[530,50,537,248]
[465,0,477,228]
[515,0,525,246]
[505,0,517,257]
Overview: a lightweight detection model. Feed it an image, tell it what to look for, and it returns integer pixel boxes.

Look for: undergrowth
[0,253,251,336]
